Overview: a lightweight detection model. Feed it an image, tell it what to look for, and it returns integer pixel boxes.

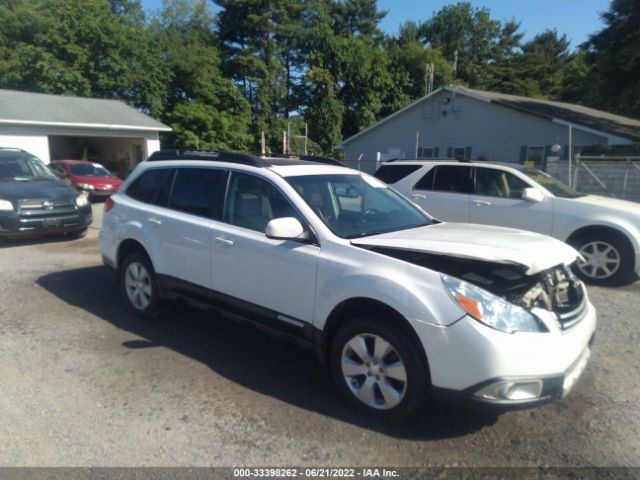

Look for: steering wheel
[362,208,380,222]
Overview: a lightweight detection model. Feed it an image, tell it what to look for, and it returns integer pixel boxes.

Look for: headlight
[76,192,90,207]
[80,183,95,190]
[441,274,545,333]
[0,199,13,211]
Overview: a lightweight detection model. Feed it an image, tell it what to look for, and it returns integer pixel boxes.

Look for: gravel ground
[0,206,639,467]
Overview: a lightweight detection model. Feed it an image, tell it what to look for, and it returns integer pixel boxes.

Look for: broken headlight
[441,274,545,333]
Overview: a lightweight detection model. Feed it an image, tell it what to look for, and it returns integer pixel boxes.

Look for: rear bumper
[0,206,92,239]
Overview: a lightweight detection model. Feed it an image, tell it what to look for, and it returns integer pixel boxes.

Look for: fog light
[475,380,543,401]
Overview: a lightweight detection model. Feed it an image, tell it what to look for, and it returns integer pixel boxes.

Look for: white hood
[571,194,640,215]
[351,222,580,275]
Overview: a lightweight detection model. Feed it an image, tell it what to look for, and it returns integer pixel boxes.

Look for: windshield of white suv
[287,173,434,238]
[0,154,58,182]
[521,168,585,198]
[69,163,112,177]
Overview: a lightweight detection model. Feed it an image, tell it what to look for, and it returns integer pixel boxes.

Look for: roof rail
[147,149,270,167]
[264,153,344,167]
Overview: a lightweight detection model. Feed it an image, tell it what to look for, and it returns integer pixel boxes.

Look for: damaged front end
[367,247,587,330]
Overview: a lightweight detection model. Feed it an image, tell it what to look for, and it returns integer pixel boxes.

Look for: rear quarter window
[127,168,173,204]
[374,164,422,184]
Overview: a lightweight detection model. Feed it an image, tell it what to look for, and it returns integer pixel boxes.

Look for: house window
[451,146,470,160]
[417,146,439,159]
[527,146,544,163]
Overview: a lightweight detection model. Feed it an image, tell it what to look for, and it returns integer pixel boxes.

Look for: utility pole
[260,131,266,155]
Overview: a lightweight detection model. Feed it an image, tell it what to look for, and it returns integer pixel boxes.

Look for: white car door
[209,171,320,324]
[150,167,228,289]
[409,165,472,222]
[469,166,553,234]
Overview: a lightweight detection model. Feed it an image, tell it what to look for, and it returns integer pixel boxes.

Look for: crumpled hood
[351,222,580,275]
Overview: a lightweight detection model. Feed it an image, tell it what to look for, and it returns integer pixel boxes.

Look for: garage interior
[48,135,146,177]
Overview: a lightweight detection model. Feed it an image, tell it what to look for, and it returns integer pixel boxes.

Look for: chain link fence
[547,156,640,203]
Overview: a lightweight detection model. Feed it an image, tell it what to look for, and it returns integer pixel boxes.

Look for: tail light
[104,197,115,213]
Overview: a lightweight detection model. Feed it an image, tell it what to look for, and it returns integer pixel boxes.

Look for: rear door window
[374,164,422,184]
[168,168,227,219]
[432,165,473,193]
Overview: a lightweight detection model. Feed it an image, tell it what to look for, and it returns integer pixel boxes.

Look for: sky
[140,0,611,49]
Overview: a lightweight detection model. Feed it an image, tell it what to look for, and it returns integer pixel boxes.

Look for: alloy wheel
[124,262,153,310]
[340,333,408,410]
[577,240,621,280]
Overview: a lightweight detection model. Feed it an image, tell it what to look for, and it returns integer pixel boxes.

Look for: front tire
[571,233,634,285]
[120,252,161,318]
[329,316,428,417]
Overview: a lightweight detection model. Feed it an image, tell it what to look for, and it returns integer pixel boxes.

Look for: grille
[19,198,77,218]
[543,265,587,330]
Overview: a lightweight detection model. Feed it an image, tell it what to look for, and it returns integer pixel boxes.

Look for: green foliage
[491,30,572,99]
[152,0,252,150]
[585,0,640,118]
[0,0,638,157]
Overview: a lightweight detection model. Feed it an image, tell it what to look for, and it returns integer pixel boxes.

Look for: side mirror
[522,187,545,203]
[265,217,306,240]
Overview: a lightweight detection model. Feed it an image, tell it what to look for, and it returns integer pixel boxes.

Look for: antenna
[452,50,458,79]
[424,63,434,95]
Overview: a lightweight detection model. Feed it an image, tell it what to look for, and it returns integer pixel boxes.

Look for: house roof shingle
[0,89,171,132]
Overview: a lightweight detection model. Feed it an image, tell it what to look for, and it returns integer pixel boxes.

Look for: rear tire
[329,316,428,417]
[120,252,162,318]
[570,233,634,286]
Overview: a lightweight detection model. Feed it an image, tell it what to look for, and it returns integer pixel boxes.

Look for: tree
[491,30,572,99]
[585,0,640,118]
[0,0,167,115]
[418,3,524,89]
[385,22,453,102]
[153,0,252,150]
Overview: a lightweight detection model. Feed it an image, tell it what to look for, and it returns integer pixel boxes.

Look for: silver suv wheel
[124,261,153,310]
[341,333,408,410]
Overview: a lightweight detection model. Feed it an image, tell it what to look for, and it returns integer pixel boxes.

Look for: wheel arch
[318,297,430,381]
[117,238,152,272]
[566,224,635,259]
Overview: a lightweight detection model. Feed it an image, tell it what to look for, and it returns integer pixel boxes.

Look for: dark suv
[0,149,93,239]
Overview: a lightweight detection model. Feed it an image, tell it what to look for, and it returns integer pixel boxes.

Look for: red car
[49,160,123,200]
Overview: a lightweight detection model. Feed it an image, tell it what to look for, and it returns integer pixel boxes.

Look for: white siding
[0,128,51,163]
[342,91,625,173]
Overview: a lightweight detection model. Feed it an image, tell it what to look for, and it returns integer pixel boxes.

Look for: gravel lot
[0,205,639,467]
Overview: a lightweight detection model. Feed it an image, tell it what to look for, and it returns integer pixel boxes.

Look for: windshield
[522,168,585,198]
[69,163,112,177]
[286,173,433,238]
[0,154,58,181]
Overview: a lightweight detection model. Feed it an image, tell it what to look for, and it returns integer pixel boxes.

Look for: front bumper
[0,205,93,239]
[635,251,640,274]
[432,335,594,411]
[416,300,597,411]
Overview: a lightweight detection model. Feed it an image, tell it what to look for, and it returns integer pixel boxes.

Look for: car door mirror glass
[522,187,545,203]
[265,217,306,240]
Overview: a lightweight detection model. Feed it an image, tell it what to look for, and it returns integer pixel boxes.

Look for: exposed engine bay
[366,247,586,324]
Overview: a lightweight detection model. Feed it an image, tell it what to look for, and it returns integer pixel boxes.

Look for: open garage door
[48,135,146,178]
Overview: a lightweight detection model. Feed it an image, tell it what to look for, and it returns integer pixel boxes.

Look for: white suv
[375,160,640,286]
[100,151,596,416]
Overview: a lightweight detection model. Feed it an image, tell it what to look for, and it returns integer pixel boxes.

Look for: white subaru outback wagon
[100,151,596,416]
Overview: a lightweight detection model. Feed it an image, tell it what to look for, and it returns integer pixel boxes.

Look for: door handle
[148,217,163,226]
[215,236,235,246]
[411,194,427,200]
[473,200,492,207]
